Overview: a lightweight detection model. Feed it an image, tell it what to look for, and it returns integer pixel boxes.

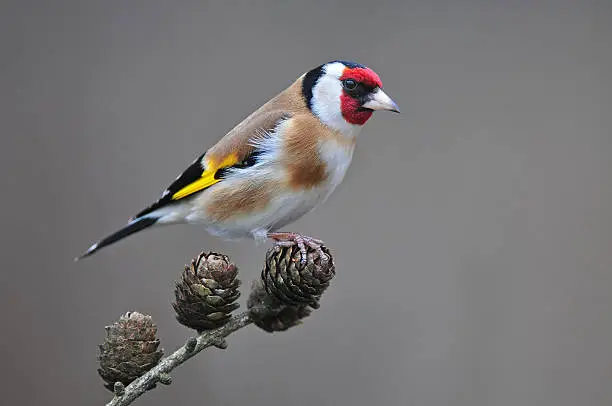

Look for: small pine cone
[247,279,312,332]
[98,312,163,391]
[262,245,335,308]
[173,252,241,332]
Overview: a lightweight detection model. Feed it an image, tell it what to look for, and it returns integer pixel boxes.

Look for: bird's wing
[132,109,291,220]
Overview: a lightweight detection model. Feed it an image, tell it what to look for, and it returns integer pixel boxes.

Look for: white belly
[203,137,355,240]
[267,137,355,232]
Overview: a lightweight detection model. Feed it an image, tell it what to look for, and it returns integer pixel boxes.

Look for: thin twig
[106,311,252,406]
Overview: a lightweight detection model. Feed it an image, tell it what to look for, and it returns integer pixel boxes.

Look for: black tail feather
[75,217,158,261]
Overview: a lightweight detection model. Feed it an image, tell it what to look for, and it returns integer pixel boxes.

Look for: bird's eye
[342,79,358,91]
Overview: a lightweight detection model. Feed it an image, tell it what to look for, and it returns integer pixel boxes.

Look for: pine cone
[262,245,335,308]
[247,279,312,332]
[173,252,241,332]
[248,244,335,332]
[98,312,163,391]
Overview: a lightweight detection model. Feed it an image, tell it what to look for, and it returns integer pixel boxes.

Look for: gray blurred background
[1,1,611,405]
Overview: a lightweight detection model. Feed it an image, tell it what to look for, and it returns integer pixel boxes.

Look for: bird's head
[302,60,399,136]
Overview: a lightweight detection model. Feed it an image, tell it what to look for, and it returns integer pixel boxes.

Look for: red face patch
[339,95,372,125]
[340,67,383,89]
[339,67,382,125]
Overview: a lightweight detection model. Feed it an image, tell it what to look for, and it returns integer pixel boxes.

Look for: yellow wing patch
[172,154,238,200]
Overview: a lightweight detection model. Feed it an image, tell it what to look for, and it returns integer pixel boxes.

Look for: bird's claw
[268,232,328,264]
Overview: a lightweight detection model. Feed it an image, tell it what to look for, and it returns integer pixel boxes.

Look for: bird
[77,60,399,263]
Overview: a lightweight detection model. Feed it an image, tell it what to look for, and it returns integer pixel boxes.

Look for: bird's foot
[267,232,327,264]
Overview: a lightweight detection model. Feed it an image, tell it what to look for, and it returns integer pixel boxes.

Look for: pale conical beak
[361,88,400,113]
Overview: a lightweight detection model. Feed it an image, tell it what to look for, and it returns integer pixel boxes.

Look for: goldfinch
[77,60,399,262]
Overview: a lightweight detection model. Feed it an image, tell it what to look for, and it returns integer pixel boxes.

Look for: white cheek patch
[310,63,362,137]
[312,76,342,124]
